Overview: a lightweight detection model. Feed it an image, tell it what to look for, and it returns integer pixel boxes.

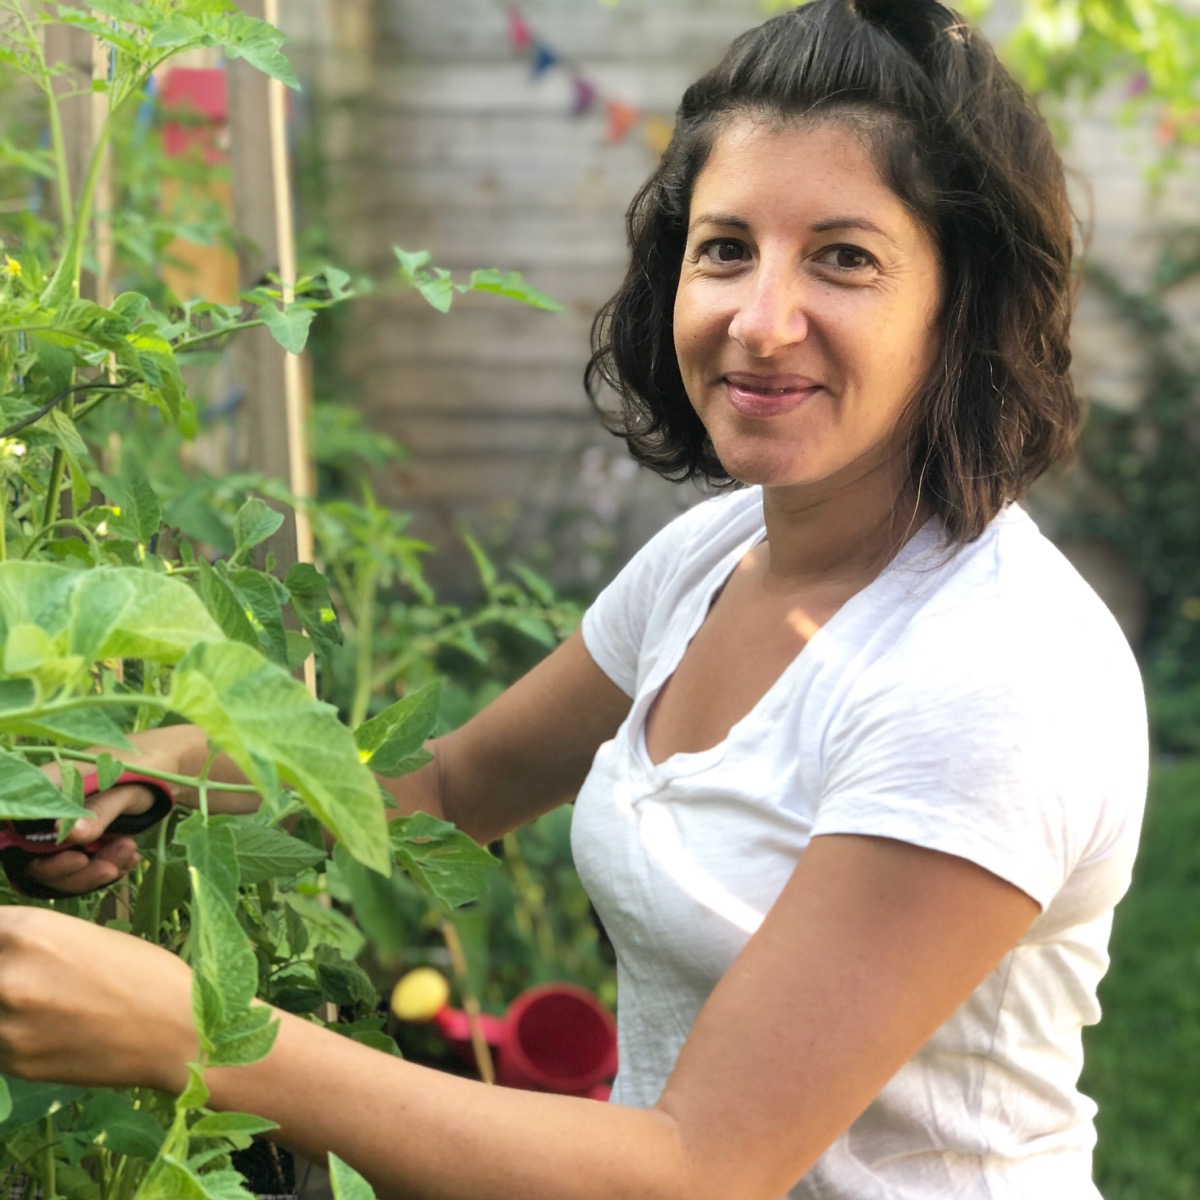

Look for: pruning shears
[0,771,174,899]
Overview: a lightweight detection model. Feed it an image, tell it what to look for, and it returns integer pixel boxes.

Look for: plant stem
[502,830,559,968]
[148,813,170,941]
[40,1115,59,1200]
[18,745,263,797]
[44,81,117,308]
[21,515,104,562]
[40,445,68,531]
[349,564,378,728]
[12,2,72,229]
[196,748,217,820]
[174,318,266,352]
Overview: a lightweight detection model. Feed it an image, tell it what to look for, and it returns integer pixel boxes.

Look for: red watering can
[392,969,617,1100]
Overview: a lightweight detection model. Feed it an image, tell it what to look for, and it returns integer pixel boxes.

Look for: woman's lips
[723,373,822,418]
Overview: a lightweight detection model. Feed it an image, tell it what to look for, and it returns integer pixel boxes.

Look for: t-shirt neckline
[628,497,943,783]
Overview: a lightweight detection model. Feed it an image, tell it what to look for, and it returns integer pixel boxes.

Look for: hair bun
[849,0,956,65]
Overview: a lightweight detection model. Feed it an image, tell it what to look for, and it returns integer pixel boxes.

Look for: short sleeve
[811,601,1147,910]
[582,490,764,697]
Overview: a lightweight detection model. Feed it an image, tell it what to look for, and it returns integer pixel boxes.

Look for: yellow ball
[390,967,451,1022]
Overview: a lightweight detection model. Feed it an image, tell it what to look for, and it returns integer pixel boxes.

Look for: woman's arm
[24,628,632,890]
[0,832,1038,1200]
[415,627,632,843]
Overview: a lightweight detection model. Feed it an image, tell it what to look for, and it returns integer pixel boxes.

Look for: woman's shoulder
[604,486,763,588]
[866,504,1145,723]
[650,485,764,551]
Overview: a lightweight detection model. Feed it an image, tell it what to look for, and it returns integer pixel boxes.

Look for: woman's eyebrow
[686,212,750,235]
[810,217,901,246]
[687,212,903,247]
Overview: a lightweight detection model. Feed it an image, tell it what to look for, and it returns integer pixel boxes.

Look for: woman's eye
[822,246,874,271]
[699,239,746,264]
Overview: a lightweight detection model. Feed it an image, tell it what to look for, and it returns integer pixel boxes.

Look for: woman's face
[673,116,943,499]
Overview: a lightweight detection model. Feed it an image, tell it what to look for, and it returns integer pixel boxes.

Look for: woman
[0,2,1147,1197]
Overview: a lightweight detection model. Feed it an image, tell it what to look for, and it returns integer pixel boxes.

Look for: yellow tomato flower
[3,257,21,277]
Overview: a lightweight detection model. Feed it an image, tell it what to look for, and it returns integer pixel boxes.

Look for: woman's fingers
[23,837,140,895]
[0,907,195,1092]
[61,782,157,845]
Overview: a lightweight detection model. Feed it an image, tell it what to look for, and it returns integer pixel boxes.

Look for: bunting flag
[506,3,666,151]
[642,114,675,157]
[604,98,640,145]
[507,6,532,52]
[530,41,558,79]
[572,74,598,116]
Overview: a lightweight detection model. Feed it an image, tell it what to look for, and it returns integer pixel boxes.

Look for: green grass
[1083,757,1200,1199]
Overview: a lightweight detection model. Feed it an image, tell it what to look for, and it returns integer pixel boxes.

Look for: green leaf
[393,247,431,278]
[232,822,325,885]
[226,568,288,666]
[112,290,152,324]
[178,1061,211,1112]
[96,752,122,791]
[344,1027,402,1056]
[330,844,410,956]
[136,1156,254,1200]
[180,819,251,1021]
[204,1005,280,1069]
[109,451,163,544]
[354,682,440,776]
[389,812,498,909]
[0,750,88,821]
[190,1111,279,1141]
[315,946,378,1010]
[45,406,89,460]
[258,303,315,353]
[508,613,556,647]
[387,749,433,777]
[0,1076,9,1123]
[466,268,562,312]
[0,679,35,711]
[232,498,284,557]
[219,15,300,90]
[414,269,455,314]
[0,1077,84,1133]
[0,564,224,674]
[179,818,280,1067]
[133,335,193,435]
[77,1090,166,1160]
[329,1153,379,1200]
[0,702,133,750]
[30,332,74,397]
[509,562,557,605]
[284,562,343,661]
[168,642,389,873]
[282,892,365,959]
[197,560,260,649]
[131,854,190,938]
[461,530,498,595]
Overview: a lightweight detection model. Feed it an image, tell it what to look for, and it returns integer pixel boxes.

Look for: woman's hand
[0,906,195,1093]
[19,725,251,897]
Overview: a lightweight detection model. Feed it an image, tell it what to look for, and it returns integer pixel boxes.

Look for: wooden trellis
[47,1,316,689]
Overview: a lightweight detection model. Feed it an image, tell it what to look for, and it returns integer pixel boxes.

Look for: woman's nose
[727,270,809,359]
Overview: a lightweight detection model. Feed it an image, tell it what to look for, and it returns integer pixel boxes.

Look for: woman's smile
[723,373,824,419]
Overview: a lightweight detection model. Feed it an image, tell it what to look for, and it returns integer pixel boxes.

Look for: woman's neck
[756,462,931,592]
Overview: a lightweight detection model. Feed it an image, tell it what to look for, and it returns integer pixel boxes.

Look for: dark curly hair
[585,0,1081,544]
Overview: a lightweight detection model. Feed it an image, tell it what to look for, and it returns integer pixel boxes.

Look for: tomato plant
[0,3,571,1196]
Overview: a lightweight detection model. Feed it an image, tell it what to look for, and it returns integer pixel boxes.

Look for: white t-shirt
[572,487,1147,1200]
